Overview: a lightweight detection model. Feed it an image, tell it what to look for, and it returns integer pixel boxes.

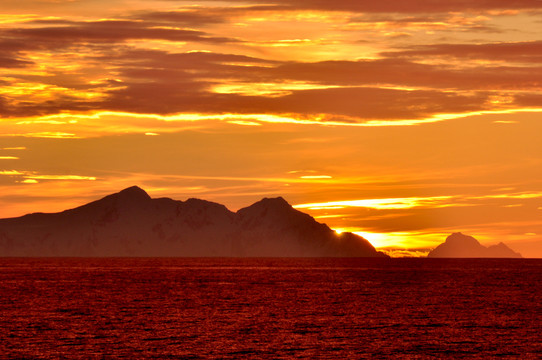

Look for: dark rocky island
[428,232,522,258]
[0,186,387,257]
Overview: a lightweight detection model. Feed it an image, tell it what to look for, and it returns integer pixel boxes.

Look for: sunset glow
[1,0,542,256]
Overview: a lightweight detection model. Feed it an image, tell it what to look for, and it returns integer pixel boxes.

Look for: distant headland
[428,232,522,258]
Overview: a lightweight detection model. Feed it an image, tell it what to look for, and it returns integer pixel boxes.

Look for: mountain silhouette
[427,232,522,258]
[0,186,387,257]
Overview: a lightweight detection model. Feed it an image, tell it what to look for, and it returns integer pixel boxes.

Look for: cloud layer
[1,1,541,127]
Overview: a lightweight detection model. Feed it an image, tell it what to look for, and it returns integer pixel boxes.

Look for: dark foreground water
[0,258,541,359]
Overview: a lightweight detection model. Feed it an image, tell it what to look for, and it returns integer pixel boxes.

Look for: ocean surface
[0,258,541,359]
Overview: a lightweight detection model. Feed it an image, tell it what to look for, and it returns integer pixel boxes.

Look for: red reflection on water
[0,258,540,358]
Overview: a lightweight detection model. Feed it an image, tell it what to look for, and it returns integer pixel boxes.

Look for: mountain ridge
[0,186,387,258]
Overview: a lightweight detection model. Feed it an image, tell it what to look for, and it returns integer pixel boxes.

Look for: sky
[1,0,542,257]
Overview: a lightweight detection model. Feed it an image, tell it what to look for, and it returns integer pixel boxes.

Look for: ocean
[0,258,540,359]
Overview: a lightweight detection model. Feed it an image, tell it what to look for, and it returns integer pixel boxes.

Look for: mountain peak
[236,196,295,217]
[116,186,151,201]
[445,232,479,245]
[258,196,291,207]
[80,185,151,210]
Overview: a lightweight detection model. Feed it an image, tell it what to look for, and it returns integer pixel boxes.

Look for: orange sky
[1,0,542,256]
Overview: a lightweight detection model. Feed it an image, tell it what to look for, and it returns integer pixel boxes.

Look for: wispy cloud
[295,191,542,211]
[294,196,456,210]
[172,0,542,13]
[0,169,96,182]
[385,41,542,64]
